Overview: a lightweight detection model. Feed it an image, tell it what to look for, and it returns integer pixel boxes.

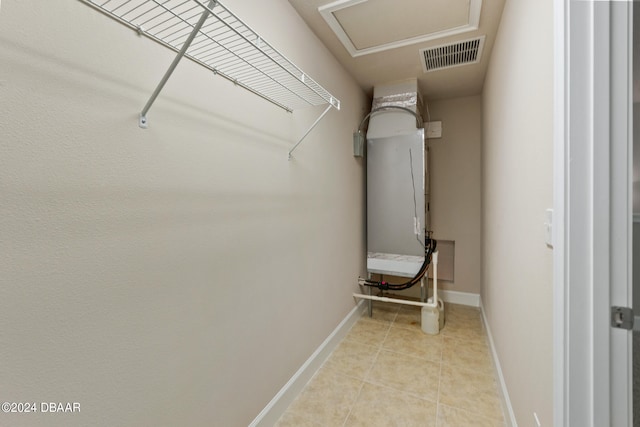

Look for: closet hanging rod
[78,0,341,133]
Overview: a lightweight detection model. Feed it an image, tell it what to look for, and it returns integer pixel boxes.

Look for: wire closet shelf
[79,0,340,155]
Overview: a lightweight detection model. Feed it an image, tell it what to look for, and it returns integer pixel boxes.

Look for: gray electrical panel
[367,129,426,257]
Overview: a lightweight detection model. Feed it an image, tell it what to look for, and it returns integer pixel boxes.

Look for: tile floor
[275,300,506,427]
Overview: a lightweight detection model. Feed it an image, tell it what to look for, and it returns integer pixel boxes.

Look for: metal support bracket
[288,102,335,160]
[139,0,215,128]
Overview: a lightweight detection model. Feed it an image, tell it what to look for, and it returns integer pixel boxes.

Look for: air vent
[420,36,486,73]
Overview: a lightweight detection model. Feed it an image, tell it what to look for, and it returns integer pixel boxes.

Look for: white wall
[0,1,367,426]
[634,104,640,312]
[481,0,554,425]
[634,93,640,313]
[428,96,482,296]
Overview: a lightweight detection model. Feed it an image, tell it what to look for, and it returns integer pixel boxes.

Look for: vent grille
[420,36,486,73]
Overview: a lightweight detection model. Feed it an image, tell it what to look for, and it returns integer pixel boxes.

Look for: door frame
[554,0,633,426]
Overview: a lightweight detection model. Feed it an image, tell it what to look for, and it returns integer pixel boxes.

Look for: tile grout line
[340,306,398,427]
[434,328,444,426]
[390,304,444,421]
[438,309,508,425]
[282,307,391,427]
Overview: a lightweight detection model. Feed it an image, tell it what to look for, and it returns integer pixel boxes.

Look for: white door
[557,1,633,426]
[609,2,633,425]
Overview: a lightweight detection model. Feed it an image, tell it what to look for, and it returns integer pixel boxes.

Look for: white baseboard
[440,289,480,307]
[480,298,518,427]
[248,300,366,427]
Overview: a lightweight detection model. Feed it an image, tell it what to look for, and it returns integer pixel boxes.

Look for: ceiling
[288,0,506,101]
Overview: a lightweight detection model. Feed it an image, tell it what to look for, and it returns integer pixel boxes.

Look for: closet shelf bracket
[139,0,215,128]
[288,101,338,160]
[79,0,341,152]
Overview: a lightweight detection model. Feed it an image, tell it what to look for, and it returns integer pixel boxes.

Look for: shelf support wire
[138,0,216,128]
[288,103,333,160]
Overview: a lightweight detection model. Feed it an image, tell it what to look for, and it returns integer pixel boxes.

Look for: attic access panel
[319,0,482,57]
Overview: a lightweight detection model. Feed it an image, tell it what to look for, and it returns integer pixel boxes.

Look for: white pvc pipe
[432,251,438,304]
[352,293,437,308]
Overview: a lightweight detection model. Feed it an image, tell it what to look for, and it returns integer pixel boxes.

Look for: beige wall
[482,0,554,425]
[428,96,482,296]
[0,1,366,426]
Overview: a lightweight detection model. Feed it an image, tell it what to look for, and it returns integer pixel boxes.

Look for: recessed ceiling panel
[319,0,482,57]
[334,0,469,50]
